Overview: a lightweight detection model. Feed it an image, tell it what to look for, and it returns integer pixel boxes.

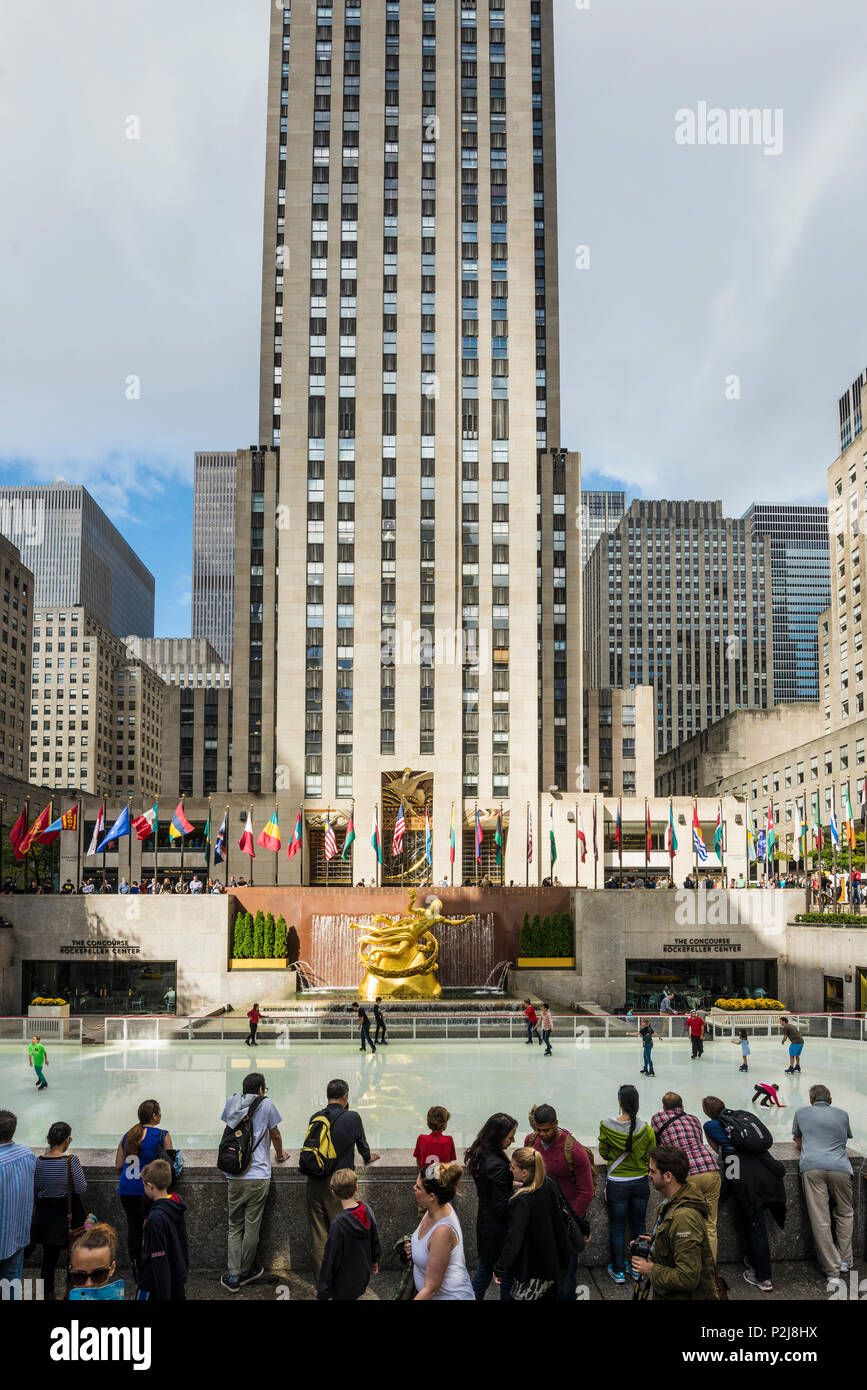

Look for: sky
[1,0,866,633]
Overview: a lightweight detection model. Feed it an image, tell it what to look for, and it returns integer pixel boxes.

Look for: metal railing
[0,1017,83,1043]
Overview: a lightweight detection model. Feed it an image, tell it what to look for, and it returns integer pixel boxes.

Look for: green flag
[549,805,557,866]
[342,813,356,861]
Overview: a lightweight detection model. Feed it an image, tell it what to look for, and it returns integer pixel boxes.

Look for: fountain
[309,908,497,991]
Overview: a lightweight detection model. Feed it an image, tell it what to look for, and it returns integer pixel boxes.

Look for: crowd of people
[0,1069,855,1302]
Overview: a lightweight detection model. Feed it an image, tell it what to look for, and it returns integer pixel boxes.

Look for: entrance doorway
[625,959,777,1012]
[22,960,177,1014]
[823,974,845,1013]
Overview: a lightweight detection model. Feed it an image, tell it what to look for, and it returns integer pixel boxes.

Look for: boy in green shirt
[28,1035,48,1089]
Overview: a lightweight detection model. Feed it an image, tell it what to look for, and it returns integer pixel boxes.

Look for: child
[137,1159,189,1300]
[28,1034,48,1090]
[316,1168,381,1301]
[412,1106,457,1170]
[752,1082,787,1109]
[733,1029,750,1072]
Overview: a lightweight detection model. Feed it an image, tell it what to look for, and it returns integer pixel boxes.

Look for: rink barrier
[0,1016,83,1043]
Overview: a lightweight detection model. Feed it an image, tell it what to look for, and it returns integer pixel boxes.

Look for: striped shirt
[0,1143,37,1259]
[650,1109,719,1174]
[34,1154,87,1200]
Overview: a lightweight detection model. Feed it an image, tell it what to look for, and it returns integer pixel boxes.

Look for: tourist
[356,1003,376,1053]
[780,1016,805,1074]
[633,1017,659,1076]
[28,1033,49,1090]
[525,1103,594,1299]
[702,1094,786,1293]
[163,985,176,1012]
[733,1028,750,1072]
[752,1082,787,1108]
[686,1010,705,1059]
[539,1002,553,1056]
[118,877,130,895]
[493,1148,571,1301]
[598,1084,655,1284]
[302,1079,380,1275]
[61,878,75,894]
[29,1121,88,1299]
[160,878,173,895]
[115,1099,175,1281]
[650,1092,721,1260]
[81,879,95,894]
[412,1106,456,1170]
[792,1084,855,1294]
[373,996,388,1046]
[465,1112,517,1300]
[219,1072,289,1291]
[407,1162,475,1300]
[629,1146,718,1301]
[316,1168,381,1301]
[99,879,113,894]
[659,989,675,1016]
[0,1110,37,1297]
[67,1223,124,1299]
[189,874,203,894]
[245,1001,261,1047]
[137,1159,189,1301]
[522,997,541,1045]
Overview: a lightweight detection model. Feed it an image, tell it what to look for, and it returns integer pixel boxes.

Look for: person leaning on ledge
[630,1146,719,1301]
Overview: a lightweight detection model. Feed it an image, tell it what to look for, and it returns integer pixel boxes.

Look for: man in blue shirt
[792,1084,854,1293]
[0,1110,37,1298]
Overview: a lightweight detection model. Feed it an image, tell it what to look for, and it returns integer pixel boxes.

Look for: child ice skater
[752,1081,787,1108]
[732,1029,750,1072]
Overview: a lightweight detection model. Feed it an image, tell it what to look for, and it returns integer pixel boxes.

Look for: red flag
[286,812,303,860]
[392,804,406,857]
[238,812,256,859]
[9,808,27,859]
[18,806,51,859]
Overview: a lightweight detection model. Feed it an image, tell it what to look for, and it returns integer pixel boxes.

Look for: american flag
[324,815,338,861]
[392,803,406,856]
[527,809,533,863]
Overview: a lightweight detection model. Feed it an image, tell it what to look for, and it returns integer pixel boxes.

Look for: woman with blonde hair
[493,1147,571,1301]
[406,1161,475,1300]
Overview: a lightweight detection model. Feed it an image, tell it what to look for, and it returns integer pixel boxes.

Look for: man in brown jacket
[630,1146,718,1300]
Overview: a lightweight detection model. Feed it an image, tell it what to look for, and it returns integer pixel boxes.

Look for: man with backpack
[702,1094,786,1293]
[525,1104,594,1300]
[299,1078,380,1274]
[218,1072,289,1292]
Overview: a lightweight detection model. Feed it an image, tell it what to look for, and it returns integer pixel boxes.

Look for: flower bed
[713,997,785,1011]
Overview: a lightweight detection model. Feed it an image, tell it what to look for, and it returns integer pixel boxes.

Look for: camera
[629,1235,653,1262]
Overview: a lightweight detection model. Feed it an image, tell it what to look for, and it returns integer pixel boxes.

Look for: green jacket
[648,1180,718,1301]
[598,1117,655,1179]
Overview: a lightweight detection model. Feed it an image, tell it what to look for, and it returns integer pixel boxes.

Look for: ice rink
[2,1034,865,1152]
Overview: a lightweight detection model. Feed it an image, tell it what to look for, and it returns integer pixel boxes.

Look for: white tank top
[411,1207,475,1300]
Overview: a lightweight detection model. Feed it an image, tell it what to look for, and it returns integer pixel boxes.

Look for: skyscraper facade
[0,484,154,640]
[742,504,830,705]
[580,490,626,570]
[192,452,237,664]
[231,0,581,882]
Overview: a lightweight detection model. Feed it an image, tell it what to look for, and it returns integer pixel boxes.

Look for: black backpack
[719,1109,773,1154]
[218,1095,265,1177]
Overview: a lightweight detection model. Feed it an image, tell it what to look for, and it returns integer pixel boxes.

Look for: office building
[743,504,830,704]
[584,685,654,796]
[0,535,33,780]
[123,637,229,689]
[580,490,626,570]
[0,483,154,640]
[838,367,867,452]
[192,452,237,664]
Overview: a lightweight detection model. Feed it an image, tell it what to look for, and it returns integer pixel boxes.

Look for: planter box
[709,1009,786,1028]
[516,958,575,969]
[229,959,288,971]
[28,1005,70,1019]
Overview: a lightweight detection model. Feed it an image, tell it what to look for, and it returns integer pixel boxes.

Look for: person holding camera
[629,1146,718,1300]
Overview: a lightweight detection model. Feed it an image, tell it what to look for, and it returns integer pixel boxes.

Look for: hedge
[794,913,867,927]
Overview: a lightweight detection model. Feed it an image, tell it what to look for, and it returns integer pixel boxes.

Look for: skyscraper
[742,504,830,705]
[192,452,237,664]
[580,490,626,570]
[231,0,581,882]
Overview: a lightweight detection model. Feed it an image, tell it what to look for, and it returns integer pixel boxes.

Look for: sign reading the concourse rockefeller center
[662,937,742,954]
[59,939,141,956]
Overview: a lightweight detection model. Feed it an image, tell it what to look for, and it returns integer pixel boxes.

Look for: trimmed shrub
[794,912,867,927]
[233,911,246,960]
[264,911,276,959]
[519,911,531,956]
[530,913,543,956]
[253,909,266,959]
[274,915,288,959]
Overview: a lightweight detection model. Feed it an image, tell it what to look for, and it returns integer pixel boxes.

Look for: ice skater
[733,1029,750,1072]
[540,1003,553,1056]
[245,1002,261,1046]
[28,1034,49,1090]
[752,1082,787,1108]
[633,1018,659,1077]
[373,997,388,1046]
[780,1017,805,1075]
[357,1004,376,1053]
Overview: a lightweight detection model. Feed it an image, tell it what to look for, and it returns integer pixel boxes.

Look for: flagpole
[249,805,254,886]
[224,806,230,890]
[326,810,330,888]
[618,795,623,881]
[575,800,579,889]
[593,796,598,890]
[451,800,456,889]
[693,799,698,888]
[180,793,186,889]
[474,802,479,887]
[644,797,649,885]
[847,788,853,905]
[127,798,132,885]
[274,806,279,886]
[207,796,213,887]
[101,795,106,884]
[153,801,159,890]
[669,797,674,884]
[375,803,380,889]
[720,799,726,883]
[525,801,529,889]
[75,798,82,890]
[25,793,30,892]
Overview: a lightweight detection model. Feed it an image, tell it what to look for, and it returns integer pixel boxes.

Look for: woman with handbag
[115,1099,175,1281]
[493,1149,572,1302]
[29,1122,88,1299]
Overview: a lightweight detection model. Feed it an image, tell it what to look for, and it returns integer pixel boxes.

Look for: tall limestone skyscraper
[232,0,582,884]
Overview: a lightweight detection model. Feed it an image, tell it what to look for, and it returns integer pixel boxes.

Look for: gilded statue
[351,889,474,1000]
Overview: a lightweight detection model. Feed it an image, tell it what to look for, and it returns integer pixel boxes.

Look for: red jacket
[524,1006,538,1025]
[524,1128,594,1218]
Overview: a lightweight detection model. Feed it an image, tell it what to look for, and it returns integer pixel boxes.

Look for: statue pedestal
[358,971,442,1002]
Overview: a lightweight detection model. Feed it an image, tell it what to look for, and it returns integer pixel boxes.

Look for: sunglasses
[68,1265,113,1287]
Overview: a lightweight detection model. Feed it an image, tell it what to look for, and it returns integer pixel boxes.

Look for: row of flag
[7,803,78,860]
[748,781,867,865]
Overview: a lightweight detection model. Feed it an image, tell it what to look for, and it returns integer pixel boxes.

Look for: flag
[371,808,382,865]
[132,804,158,842]
[324,814,338,861]
[475,808,483,862]
[714,803,724,862]
[18,806,53,857]
[527,808,533,864]
[8,807,28,858]
[450,806,456,865]
[767,803,776,862]
[592,799,598,862]
[238,813,256,858]
[746,804,756,862]
[96,805,131,854]
[792,799,803,865]
[392,803,406,857]
[830,790,839,850]
[425,809,433,866]
[692,805,708,864]
[576,805,587,863]
[287,811,303,860]
[860,778,867,826]
[169,801,194,841]
[614,801,622,855]
[812,795,823,853]
[61,807,78,831]
[214,812,228,864]
[257,810,281,852]
[39,805,79,841]
[494,810,503,867]
[844,786,856,850]
[548,804,557,867]
[343,812,356,861]
[646,801,653,860]
[667,800,678,856]
[86,804,105,857]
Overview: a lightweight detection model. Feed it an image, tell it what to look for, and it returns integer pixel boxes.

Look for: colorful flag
[324,815,338,861]
[257,810,281,853]
[169,801,194,842]
[287,811,303,860]
[746,804,756,862]
[86,804,105,857]
[692,805,708,864]
[8,807,28,858]
[343,812,356,861]
[392,803,406,857]
[61,806,78,831]
[38,805,80,841]
[549,804,557,867]
[238,812,256,859]
[214,812,228,865]
[494,810,503,867]
[371,808,382,865]
[450,806,456,865]
[475,808,483,862]
[667,800,678,856]
[714,802,724,862]
[96,805,131,854]
[425,809,433,866]
[576,805,587,863]
[18,806,52,857]
[767,803,776,863]
[844,785,857,850]
[614,800,622,853]
[132,804,158,842]
[792,799,803,865]
[830,790,839,850]
[860,778,867,825]
[812,794,823,852]
[646,801,653,860]
[527,808,533,864]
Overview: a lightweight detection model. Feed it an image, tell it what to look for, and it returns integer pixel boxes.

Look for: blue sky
[2,0,867,633]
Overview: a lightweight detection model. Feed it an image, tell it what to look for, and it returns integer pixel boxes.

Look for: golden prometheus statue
[351,889,475,1001]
